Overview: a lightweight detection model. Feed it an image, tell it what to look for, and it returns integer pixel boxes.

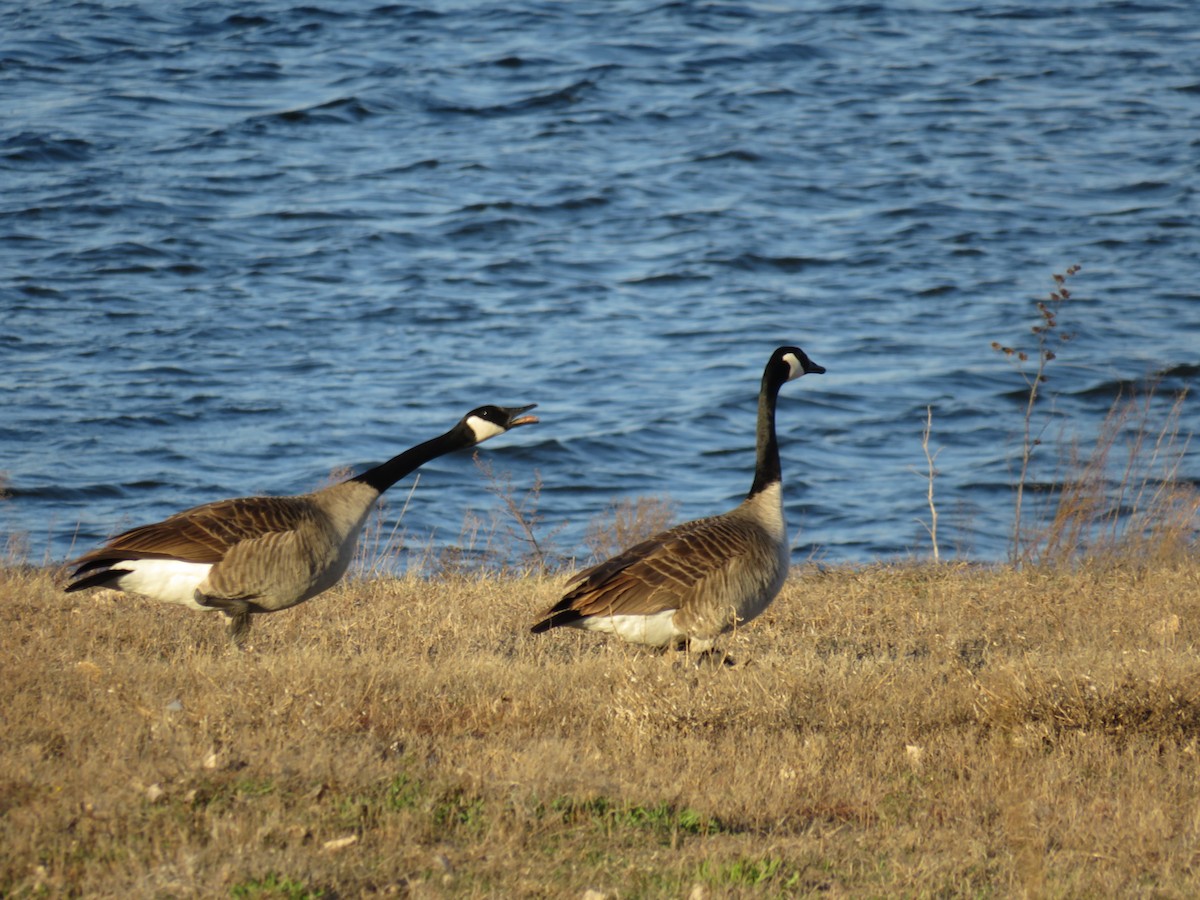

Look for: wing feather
[72,496,318,566]
[556,515,759,619]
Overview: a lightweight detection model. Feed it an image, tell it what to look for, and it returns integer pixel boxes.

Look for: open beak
[503,403,539,428]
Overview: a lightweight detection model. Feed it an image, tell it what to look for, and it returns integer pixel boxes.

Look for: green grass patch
[229,871,320,900]
[385,772,421,811]
[433,789,487,831]
[548,795,727,840]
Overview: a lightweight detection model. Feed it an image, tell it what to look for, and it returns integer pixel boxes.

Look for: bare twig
[919,406,941,562]
[474,454,558,574]
[991,264,1081,562]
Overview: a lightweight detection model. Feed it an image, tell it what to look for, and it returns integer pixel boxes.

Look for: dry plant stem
[920,405,941,562]
[1008,306,1058,562]
[993,265,1080,563]
[584,495,677,563]
[1013,367,1039,556]
[1034,386,1197,566]
[361,475,421,579]
[1116,389,1193,552]
[474,453,552,573]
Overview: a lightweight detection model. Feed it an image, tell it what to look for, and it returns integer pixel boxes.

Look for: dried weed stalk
[474,453,560,574]
[1034,387,1197,567]
[992,264,1080,562]
[916,406,941,562]
[583,495,677,563]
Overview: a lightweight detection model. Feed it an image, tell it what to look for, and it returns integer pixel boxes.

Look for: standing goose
[66,404,538,644]
[532,346,824,655]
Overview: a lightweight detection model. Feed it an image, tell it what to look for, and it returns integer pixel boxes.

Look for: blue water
[3,1,1198,569]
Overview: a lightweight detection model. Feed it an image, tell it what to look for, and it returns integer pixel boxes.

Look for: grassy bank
[3,561,1200,898]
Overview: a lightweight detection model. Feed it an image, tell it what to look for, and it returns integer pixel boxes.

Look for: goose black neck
[747,365,787,498]
[349,425,469,495]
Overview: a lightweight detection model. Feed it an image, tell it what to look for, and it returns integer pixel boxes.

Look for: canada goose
[531,346,824,655]
[66,404,539,644]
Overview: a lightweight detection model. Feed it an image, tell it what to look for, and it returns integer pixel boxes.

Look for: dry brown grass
[5,560,1200,898]
[1032,388,1199,569]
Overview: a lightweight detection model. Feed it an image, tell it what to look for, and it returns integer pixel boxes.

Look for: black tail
[530,608,583,634]
[65,568,129,593]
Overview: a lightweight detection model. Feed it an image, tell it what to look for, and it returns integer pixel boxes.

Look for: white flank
[112,559,214,611]
[577,609,684,648]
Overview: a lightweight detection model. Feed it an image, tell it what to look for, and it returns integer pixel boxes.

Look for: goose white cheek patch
[783,352,802,380]
[465,415,508,443]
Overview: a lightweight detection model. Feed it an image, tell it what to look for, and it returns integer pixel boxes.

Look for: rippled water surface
[3,1,1198,568]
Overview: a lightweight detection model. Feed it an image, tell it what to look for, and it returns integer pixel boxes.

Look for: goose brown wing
[560,515,756,618]
[72,496,317,566]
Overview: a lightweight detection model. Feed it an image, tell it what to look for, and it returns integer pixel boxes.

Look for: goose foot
[697,648,742,668]
[668,641,743,668]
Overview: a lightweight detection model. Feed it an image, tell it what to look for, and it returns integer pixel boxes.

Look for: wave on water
[2,0,1198,566]
[2,134,94,164]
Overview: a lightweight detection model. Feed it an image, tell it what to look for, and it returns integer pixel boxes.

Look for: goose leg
[225,610,252,647]
[194,590,255,647]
